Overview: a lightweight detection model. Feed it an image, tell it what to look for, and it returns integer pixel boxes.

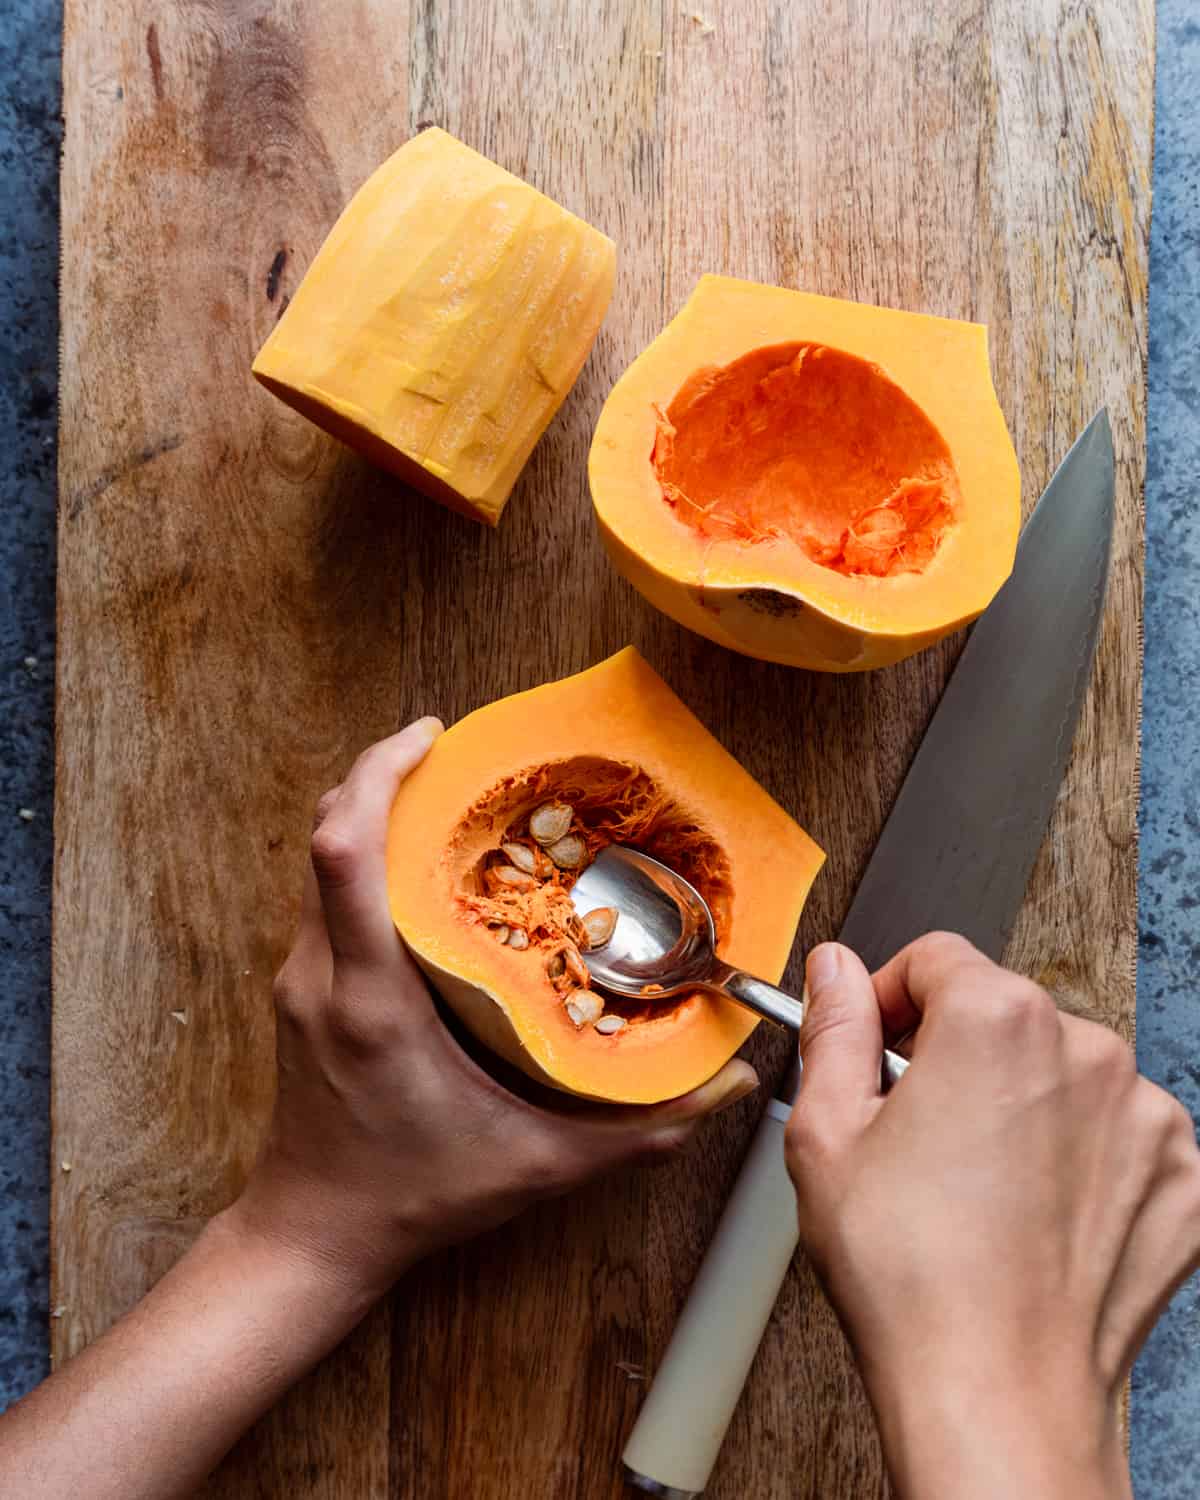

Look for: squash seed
[489,863,537,892]
[507,928,530,951]
[502,842,537,875]
[581,907,617,950]
[564,946,591,987]
[565,991,604,1028]
[530,800,573,846]
[546,832,587,870]
[594,1015,627,1036]
[546,951,566,980]
[492,924,511,945]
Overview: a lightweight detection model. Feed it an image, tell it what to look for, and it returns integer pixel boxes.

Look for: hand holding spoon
[570,847,908,1086]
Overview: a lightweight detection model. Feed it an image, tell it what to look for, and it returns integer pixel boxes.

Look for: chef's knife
[622,409,1116,1498]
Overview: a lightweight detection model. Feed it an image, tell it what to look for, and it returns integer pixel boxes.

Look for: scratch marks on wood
[146,23,164,101]
[266,247,288,300]
[66,434,184,519]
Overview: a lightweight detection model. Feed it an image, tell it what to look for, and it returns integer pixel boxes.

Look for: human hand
[226,720,758,1308]
[785,934,1200,1500]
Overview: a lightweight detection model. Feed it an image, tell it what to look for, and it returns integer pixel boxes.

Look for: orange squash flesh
[253,128,615,527]
[386,648,824,1104]
[590,276,1021,671]
[652,345,959,577]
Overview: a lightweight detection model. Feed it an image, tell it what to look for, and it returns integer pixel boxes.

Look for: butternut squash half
[386,647,824,1103]
[253,128,615,526]
[590,276,1020,670]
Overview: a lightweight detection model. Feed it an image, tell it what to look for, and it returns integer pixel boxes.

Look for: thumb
[796,943,884,1119]
[562,1059,760,1175]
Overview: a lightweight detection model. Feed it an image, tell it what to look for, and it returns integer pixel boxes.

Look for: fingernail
[806,943,842,998]
[410,715,445,745]
[713,1074,759,1114]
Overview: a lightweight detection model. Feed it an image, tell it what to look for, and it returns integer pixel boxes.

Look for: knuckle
[1180,1161,1200,1233]
[638,1123,695,1168]
[913,930,979,967]
[1168,1095,1198,1141]
[906,933,994,1011]
[325,974,412,1055]
[310,819,360,887]
[517,1140,574,1198]
[982,976,1054,1034]
[1086,1023,1135,1080]
[311,787,341,834]
[348,739,393,787]
[1151,1086,1196,1144]
[271,966,308,1025]
[325,991,388,1056]
[785,1104,840,1170]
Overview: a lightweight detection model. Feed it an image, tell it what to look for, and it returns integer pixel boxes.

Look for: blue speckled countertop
[1,2,1197,1490]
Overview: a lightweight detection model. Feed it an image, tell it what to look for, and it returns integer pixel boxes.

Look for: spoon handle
[710,965,910,1087]
[711,966,805,1030]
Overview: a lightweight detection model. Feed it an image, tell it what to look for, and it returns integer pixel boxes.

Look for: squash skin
[386,648,824,1104]
[589,276,1021,670]
[253,128,615,526]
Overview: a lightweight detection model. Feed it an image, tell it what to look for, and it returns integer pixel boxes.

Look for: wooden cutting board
[54,2,1153,1496]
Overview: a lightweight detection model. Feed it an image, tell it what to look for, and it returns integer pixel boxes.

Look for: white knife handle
[622,1100,798,1498]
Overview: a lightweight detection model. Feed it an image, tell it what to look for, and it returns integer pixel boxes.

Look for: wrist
[206,1200,395,1335]
[214,1180,427,1315]
[866,1358,1129,1500]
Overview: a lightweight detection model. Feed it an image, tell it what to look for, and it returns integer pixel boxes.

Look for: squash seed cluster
[482,799,624,1035]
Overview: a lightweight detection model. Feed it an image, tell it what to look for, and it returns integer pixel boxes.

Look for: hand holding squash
[229,721,759,1303]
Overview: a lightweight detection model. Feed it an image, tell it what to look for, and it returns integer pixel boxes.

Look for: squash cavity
[450,756,732,1032]
[652,344,961,578]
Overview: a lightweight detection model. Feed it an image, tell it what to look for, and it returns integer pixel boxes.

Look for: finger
[870,931,996,1039]
[1096,1092,1200,1385]
[1098,1157,1200,1384]
[312,784,343,834]
[793,943,884,1120]
[276,796,341,999]
[288,863,333,976]
[553,1059,760,1175]
[310,718,443,969]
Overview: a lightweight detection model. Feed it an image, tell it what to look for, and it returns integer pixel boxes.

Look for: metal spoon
[570,846,908,1085]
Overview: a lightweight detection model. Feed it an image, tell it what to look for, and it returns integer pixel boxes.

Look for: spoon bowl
[568,846,720,998]
[570,847,909,1088]
[569,847,805,1028]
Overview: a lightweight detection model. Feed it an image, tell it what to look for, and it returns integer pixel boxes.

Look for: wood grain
[55,3,411,1494]
[55,1,1152,1498]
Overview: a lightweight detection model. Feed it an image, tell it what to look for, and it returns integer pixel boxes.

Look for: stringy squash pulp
[387,648,824,1103]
